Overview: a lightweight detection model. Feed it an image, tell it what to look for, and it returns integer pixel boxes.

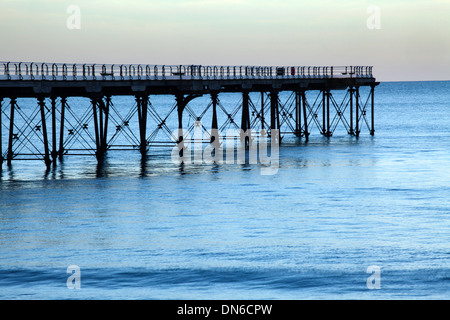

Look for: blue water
[0,81,449,299]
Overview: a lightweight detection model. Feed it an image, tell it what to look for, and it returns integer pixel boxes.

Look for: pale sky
[0,0,449,81]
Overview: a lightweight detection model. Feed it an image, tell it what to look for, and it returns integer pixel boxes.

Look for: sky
[0,0,449,81]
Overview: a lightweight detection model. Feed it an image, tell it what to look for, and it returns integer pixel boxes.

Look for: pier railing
[0,62,373,81]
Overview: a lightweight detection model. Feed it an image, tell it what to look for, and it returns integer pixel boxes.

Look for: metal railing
[0,62,373,81]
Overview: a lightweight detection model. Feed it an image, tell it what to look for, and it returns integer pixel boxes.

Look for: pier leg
[176,94,185,158]
[241,91,250,146]
[103,96,110,154]
[211,92,218,145]
[91,97,101,160]
[326,90,331,137]
[260,92,265,131]
[59,97,66,159]
[38,97,51,169]
[349,88,354,135]
[270,91,279,134]
[370,85,375,136]
[97,96,110,155]
[355,86,360,137]
[295,91,301,137]
[91,96,109,160]
[136,96,143,149]
[99,98,104,156]
[322,90,326,135]
[174,93,201,159]
[7,98,16,166]
[276,96,280,133]
[137,95,148,155]
[51,96,57,164]
[301,90,309,142]
[136,95,148,155]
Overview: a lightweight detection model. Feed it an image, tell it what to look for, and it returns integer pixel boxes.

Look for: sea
[0,81,449,300]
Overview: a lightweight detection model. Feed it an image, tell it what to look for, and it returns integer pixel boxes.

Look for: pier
[0,62,378,168]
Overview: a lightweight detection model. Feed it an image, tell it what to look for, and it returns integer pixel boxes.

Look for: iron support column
[51,96,57,163]
[370,85,375,136]
[355,86,360,137]
[270,91,279,132]
[97,96,110,155]
[99,98,104,156]
[136,95,143,148]
[7,98,16,166]
[260,92,265,131]
[175,93,199,153]
[349,88,354,135]
[176,94,184,141]
[137,95,148,155]
[211,92,218,145]
[241,91,250,146]
[301,90,309,142]
[59,97,66,159]
[91,97,101,159]
[295,91,301,137]
[326,90,331,137]
[176,93,185,159]
[322,90,326,135]
[38,97,51,168]
[103,96,110,154]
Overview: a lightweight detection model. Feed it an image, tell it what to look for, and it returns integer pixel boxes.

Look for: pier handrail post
[92,64,96,80]
[111,64,116,80]
[187,65,192,79]
[72,64,77,80]
[129,64,135,79]
[5,62,11,80]
[41,63,48,80]
[146,65,150,80]
[52,63,58,80]
[101,64,106,80]
[18,62,23,80]
[82,64,86,80]
[62,64,67,80]
[138,64,143,80]
[30,62,36,80]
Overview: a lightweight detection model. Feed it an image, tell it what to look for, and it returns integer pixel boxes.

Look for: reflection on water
[0,134,378,182]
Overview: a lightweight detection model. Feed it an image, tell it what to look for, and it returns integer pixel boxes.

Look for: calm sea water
[0,81,449,299]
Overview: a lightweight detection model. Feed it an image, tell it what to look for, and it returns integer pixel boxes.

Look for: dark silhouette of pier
[0,62,378,168]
